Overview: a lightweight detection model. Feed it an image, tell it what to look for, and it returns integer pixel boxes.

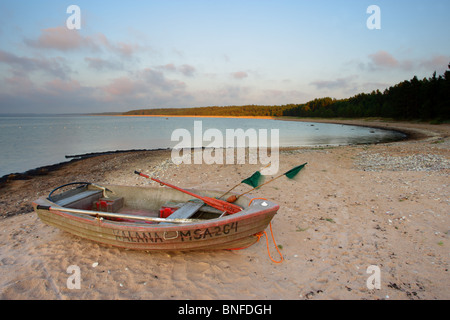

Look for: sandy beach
[0,119,448,300]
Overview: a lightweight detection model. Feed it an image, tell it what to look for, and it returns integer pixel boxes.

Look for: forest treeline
[123,104,292,117]
[124,64,450,121]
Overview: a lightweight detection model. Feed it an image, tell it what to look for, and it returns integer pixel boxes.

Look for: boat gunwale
[36,207,274,251]
[32,196,278,232]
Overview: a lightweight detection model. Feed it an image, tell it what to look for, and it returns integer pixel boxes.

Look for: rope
[228,232,264,251]
[248,197,268,206]
[229,224,283,264]
[249,198,283,263]
[228,198,283,263]
[263,222,284,264]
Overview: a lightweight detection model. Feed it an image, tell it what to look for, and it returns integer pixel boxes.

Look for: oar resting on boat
[134,171,243,215]
[36,205,203,224]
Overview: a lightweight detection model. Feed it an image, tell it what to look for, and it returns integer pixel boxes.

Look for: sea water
[0,115,405,177]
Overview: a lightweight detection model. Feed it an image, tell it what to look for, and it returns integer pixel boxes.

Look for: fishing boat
[32,181,279,251]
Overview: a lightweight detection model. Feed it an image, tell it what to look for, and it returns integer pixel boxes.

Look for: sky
[0,0,449,114]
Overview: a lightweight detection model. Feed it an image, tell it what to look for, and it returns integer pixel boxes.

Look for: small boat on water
[32,181,279,251]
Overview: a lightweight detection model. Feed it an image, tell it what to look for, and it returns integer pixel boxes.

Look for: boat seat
[54,189,103,209]
[163,200,204,221]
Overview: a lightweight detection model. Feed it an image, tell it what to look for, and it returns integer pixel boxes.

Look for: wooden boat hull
[33,184,279,251]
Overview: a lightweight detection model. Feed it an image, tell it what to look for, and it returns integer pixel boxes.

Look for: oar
[36,205,202,224]
[227,163,308,203]
[134,171,243,215]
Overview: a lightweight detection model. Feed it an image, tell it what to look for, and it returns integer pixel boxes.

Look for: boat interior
[47,182,238,223]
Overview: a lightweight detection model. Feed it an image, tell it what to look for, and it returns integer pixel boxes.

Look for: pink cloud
[231,71,248,80]
[367,51,448,72]
[26,27,140,58]
[115,42,136,57]
[157,64,177,72]
[26,26,95,51]
[369,50,399,68]
[419,55,449,71]
[3,74,35,93]
[104,77,137,96]
[44,79,81,94]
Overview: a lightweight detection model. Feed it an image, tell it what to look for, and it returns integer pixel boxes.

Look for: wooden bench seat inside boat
[159,201,204,224]
[54,189,103,210]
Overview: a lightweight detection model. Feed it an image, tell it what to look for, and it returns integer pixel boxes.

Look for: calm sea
[0,116,405,177]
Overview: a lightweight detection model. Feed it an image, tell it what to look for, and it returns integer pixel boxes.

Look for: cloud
[419,55,449,72]
[25,27,141,58]
[310,76,357,90]
[43,79,82,95]
[191,85,309,107]
[25,26,97,51]
[102,68,187,97]
[190,85,251,106]
[156,63,196,77]
[0,66,192,113]
[368,50,399,68]
[365,50,448,72]
[231,71,248,80]
[138,68,186,90]
[261,89,308,104]
[157,63,177,72]
[0,49,71,79]
[0,75,98,113]
[104,77,137,96]
[84,57,123,71]
[3,73,35,94]
[114,42,138,57]
[179,64,196,77]
[98,67,191,108]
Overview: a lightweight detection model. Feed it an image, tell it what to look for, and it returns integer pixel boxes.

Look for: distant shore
[114,114,277,119]
[115,114,437,141]
[275,117,435,142]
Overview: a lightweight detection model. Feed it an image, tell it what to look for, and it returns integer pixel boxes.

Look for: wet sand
[0,119,448,300]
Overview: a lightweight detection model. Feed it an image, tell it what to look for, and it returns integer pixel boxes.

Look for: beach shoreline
[0,117,426,184]
[0,119,449,300]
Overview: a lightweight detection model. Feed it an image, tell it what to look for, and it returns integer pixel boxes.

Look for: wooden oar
[36,205,202,224]
[134,171,243,215]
